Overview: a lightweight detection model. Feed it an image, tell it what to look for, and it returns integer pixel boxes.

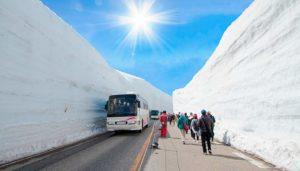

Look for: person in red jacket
[160,111,168,137]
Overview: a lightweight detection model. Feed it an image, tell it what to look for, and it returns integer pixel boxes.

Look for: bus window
[107,96,137,117]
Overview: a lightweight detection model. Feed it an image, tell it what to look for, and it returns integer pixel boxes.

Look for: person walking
[184,113,189,133]
[177,113,188,144]
[188,113,193,125]
[188,113,193,137]
[207,111,216,141]
[190,114,200,142]
[174,113,179,125]
[160,111,168,137]
[168,113,173,125]
[171,113,176,126]
[199,109,213,154]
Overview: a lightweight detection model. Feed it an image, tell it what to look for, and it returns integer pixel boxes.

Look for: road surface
[3,121,154,171]
[2,120,278,171]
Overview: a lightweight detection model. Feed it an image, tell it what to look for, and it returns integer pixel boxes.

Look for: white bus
[106,94,149,132]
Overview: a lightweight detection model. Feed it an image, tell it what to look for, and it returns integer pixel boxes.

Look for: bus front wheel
[145,118,149,128]
[139,120,143,133]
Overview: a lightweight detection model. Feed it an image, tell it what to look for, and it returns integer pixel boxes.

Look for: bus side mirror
[137,101,140,108]
[104,101,108,111]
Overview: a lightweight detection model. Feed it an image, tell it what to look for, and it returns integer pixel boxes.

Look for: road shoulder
[143,124,277,171]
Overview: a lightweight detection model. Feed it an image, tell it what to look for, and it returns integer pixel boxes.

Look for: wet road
[5,121,155,171]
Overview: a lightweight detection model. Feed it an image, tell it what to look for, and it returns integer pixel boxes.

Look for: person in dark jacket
[207,111,215,141]
[199,109,213,154]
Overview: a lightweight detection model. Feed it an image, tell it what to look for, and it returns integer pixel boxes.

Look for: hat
[201,109,206,115]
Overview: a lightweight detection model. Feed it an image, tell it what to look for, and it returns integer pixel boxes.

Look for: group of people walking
[175,110,215,154]
[157,109,215,155]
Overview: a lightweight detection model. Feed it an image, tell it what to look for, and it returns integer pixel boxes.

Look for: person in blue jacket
[177,113,188,144]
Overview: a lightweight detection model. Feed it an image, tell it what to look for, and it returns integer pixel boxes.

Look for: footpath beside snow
[173,0,300,170]
[0,0,172,164]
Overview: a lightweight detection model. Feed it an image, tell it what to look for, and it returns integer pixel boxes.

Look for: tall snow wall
[0,0,172,164]
[173,0,300,170]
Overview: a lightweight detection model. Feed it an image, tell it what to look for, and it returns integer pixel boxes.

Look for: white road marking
[233,152,270,169]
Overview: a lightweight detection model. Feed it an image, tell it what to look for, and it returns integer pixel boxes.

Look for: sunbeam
[116,0,174,56]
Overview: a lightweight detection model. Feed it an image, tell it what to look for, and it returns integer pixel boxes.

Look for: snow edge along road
[0,131,114,170]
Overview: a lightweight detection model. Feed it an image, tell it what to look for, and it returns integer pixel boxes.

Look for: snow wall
[173,0,300,170]
[0,0,172,164]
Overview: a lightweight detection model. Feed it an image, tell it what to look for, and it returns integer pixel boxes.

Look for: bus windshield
[107,95,137,117]
[150,110,159,116]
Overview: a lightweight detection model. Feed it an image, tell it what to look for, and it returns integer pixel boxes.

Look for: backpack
[197,118,205,132]
[199,117,211,134]
[205,117,213,136]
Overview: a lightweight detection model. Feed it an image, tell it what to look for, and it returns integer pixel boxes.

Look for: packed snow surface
[0,0,172,164]
[173,0,300,170]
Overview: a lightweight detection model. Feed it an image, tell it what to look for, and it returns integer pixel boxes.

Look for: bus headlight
[127,120,136,125]
[107,121,114,125]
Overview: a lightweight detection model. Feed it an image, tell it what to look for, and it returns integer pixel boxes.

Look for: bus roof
[109,94,137,98]
[109,94,147,104]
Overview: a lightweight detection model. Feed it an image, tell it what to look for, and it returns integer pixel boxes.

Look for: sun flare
[116,0,173,56]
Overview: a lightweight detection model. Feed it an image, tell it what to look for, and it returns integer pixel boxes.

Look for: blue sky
[42,0,252,95]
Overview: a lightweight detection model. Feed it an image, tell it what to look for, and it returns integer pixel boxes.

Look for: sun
[129,8,149,29]
[116,0,173,56]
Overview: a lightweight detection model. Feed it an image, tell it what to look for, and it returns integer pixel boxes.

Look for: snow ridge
[173,0,300,170]
[0,0,172,164]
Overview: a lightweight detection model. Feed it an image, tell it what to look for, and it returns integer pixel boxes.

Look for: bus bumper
[150,116,159,119]
[106,124,141,131]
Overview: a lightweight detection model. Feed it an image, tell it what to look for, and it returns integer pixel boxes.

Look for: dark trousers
[211,126,215,141]
[201,132,211,153]
[190,129,199,140]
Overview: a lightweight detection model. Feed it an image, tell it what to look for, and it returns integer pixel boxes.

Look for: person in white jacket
[190,114,200,142]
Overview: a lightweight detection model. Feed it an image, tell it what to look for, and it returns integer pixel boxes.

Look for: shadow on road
[113,130,141,136]
[210,154,244,161]
[211,142,225,146]
[113,121,154,136]
[181,142,201,146]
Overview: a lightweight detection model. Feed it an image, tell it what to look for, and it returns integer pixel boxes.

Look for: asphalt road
[5,121,155,171]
